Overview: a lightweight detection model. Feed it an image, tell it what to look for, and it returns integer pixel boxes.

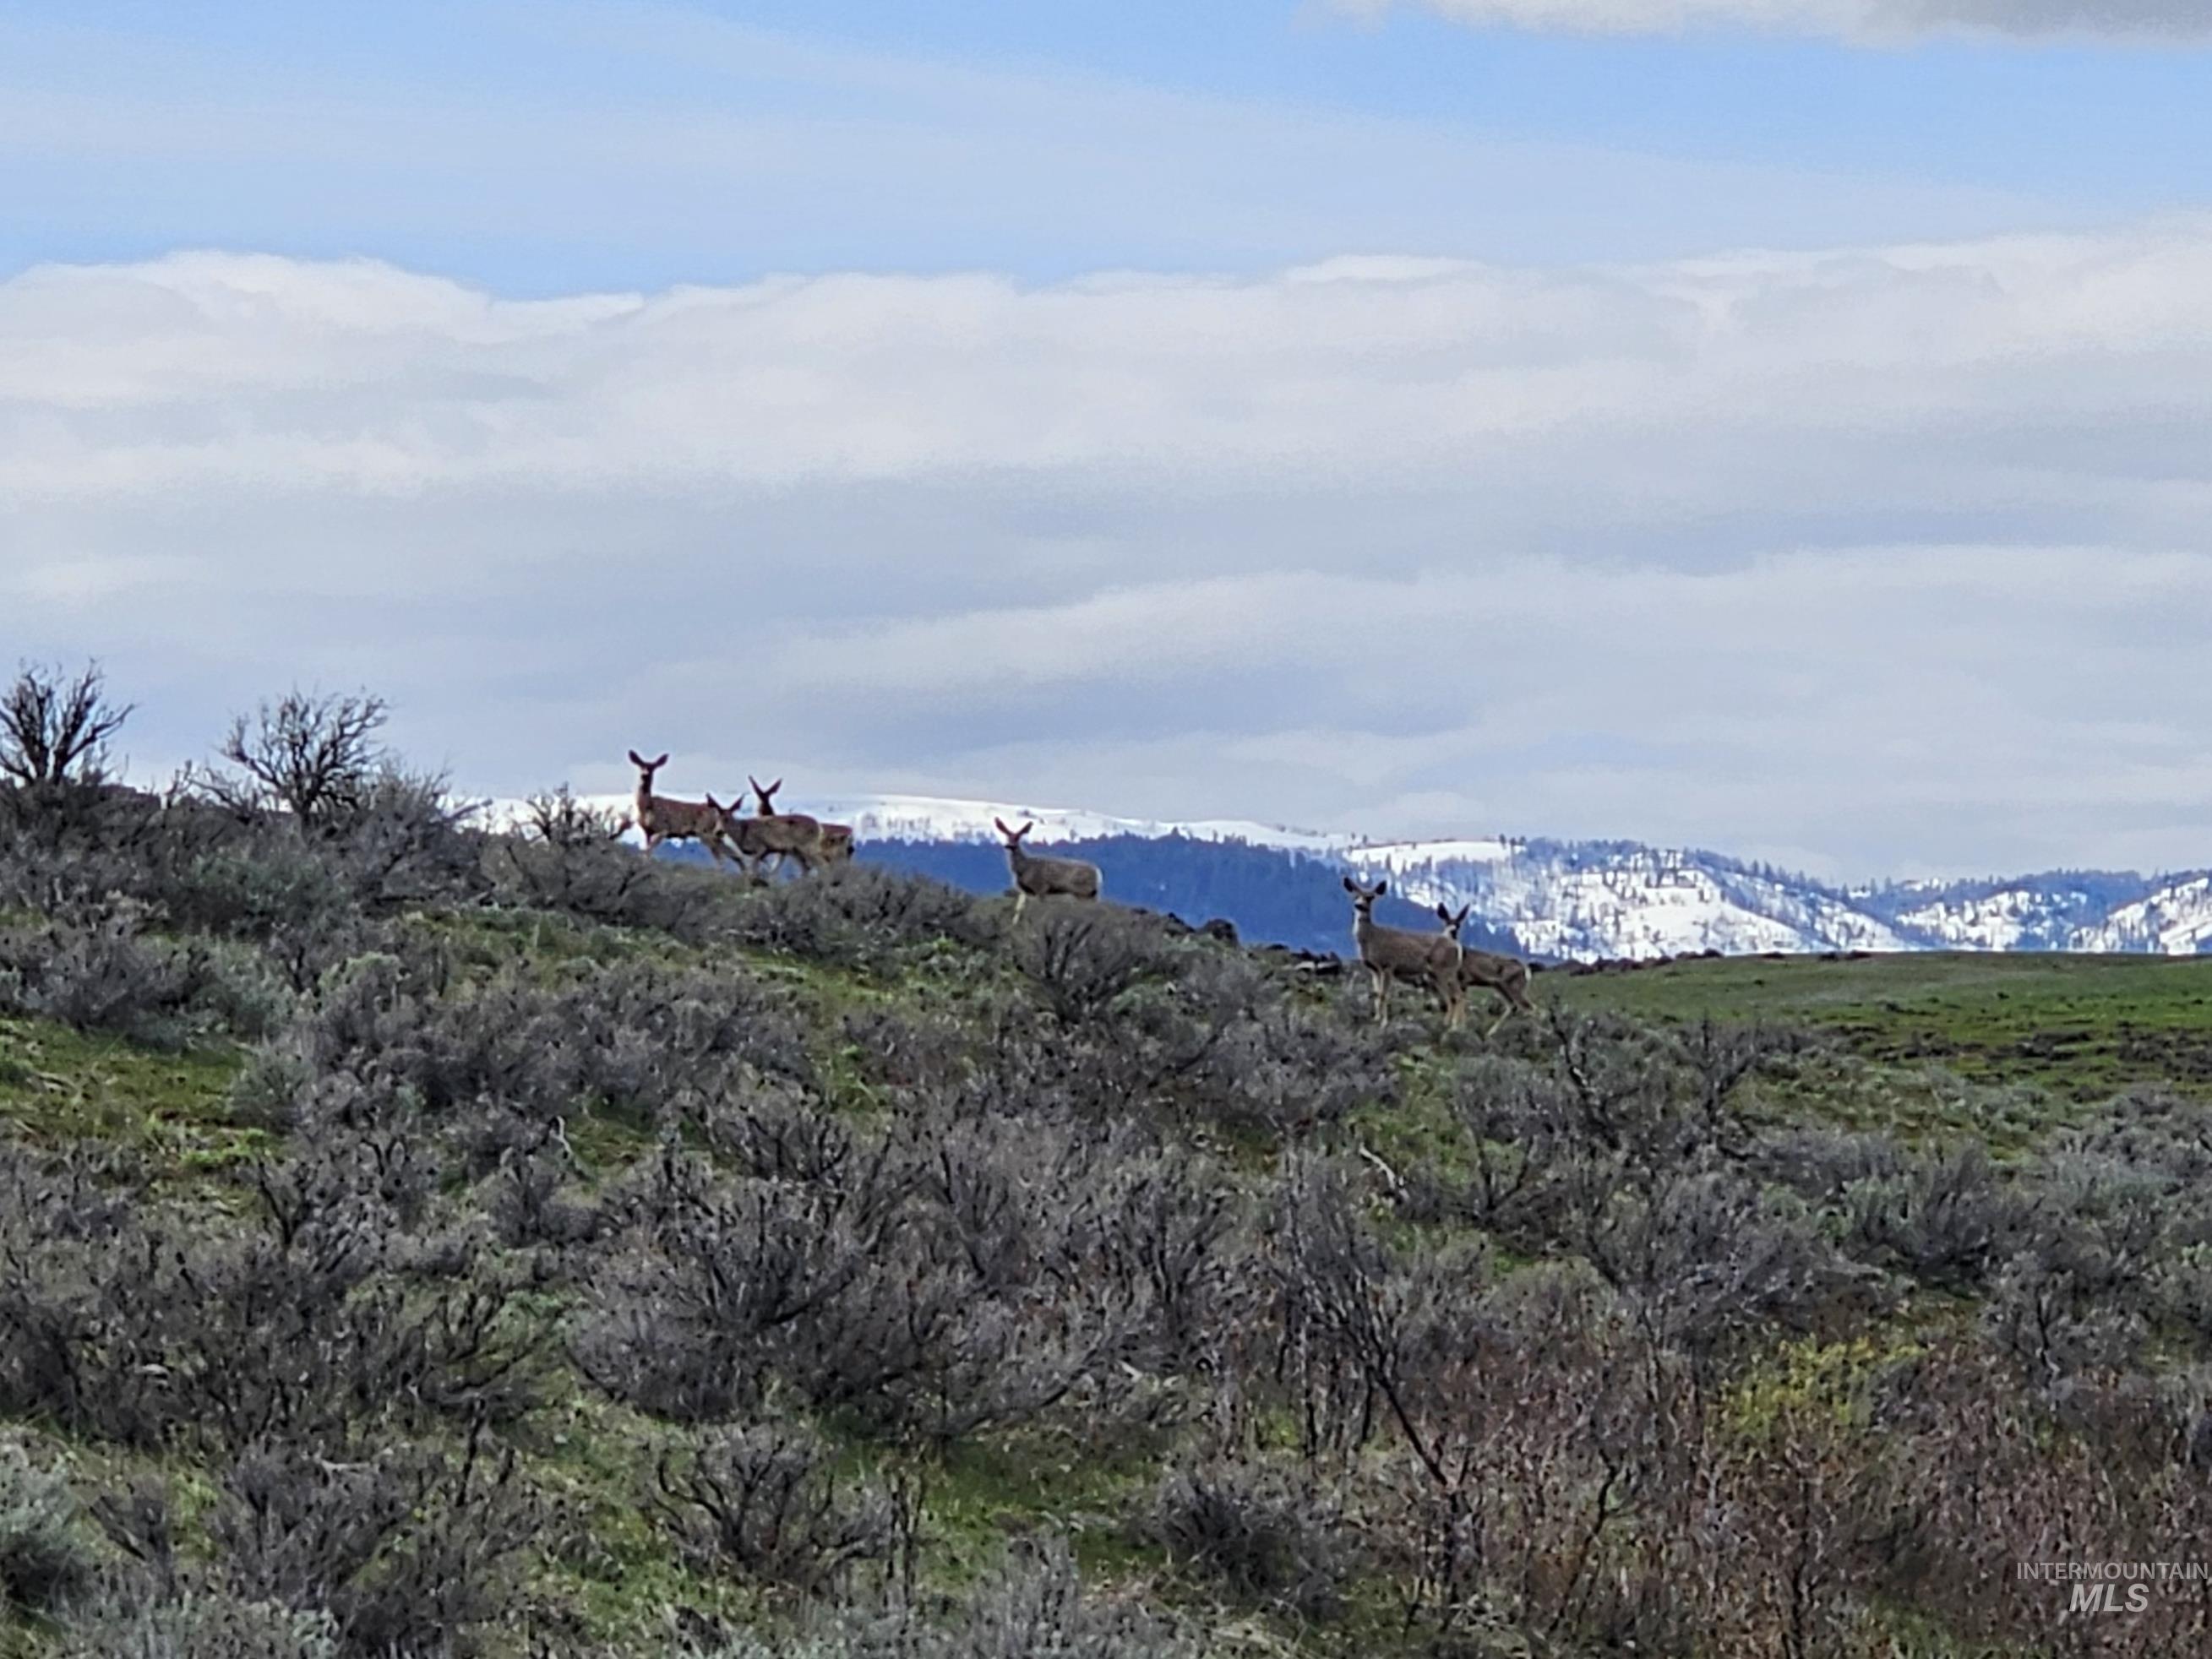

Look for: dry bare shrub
[483,786,671,927]
[803,863,997,954]
[0,1433,99,1621]
[261,1442,539,1656]
[650,1422,895,1590]
[0,661,131,794]
[1144,1460,1348,1621]
[0,899,209,1049]
[575,1115,1186,1447]
[1579,1166,1888,1357]
[75,1433,555,1659]
[481,1145,604,1251]
[1011,907,1164,1025]
[1837,1142,2033,1292]
[269,949,814,1144]
[54,1594,342,1659]
[1176,991,1394,1137]
[0,1150,537,1456]
[1863,1342,2212,1656]
[197,691,391,830]
[689,1537,1200,1659]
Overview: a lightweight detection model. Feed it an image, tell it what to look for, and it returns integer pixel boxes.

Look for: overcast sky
[5,1,2210,880]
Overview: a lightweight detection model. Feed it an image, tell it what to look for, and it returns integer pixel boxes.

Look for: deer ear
[1343,877,1357,894]
[995,818,1012,837]
[1436,903,1452,922]
[769,778,783,794]
[1375,880,1387,897]
[652,753,669,769]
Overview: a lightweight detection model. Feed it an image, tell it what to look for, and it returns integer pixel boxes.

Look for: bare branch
[0,660,133,789]
[206,688,389,829]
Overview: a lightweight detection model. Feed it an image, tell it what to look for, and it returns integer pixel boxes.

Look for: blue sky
[5,0,2207,290]
[6,0,2212,877]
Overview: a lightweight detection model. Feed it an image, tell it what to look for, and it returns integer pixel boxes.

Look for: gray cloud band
[6,226,2212,878]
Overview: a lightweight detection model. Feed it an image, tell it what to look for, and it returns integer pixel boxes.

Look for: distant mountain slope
[1336,839,1917,961]
[856,834,1521,959]
[493,791,2212,961]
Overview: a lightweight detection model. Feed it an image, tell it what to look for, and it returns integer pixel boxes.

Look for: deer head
[1435,902,1474,938]
[629,749,669,786]
[1343,875,1387,913]
[994,818,1035,849]
[749,775,784,815]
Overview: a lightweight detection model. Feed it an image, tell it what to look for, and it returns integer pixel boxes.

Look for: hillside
[7,774,2212,1657]
[854,835,1524,960]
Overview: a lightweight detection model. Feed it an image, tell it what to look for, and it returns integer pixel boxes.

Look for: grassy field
[1544,948,2212,1101]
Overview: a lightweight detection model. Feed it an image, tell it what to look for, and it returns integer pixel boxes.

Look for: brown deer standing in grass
[744,775,825,878]
[1343,875,1464,1027]
[1436,901,1537,1037]
[995,817,1100,922]
[627,750,739,868]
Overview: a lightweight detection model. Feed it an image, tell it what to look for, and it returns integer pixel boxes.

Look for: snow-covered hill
[2074,875,2212,955]
[484,789,2212,962]
[1343,840,1918,961]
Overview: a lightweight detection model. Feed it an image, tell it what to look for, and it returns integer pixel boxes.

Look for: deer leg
[1508,977,1536,1023]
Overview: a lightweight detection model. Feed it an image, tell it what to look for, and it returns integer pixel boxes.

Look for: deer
[626,750,740,868]
[704,797,776,881]
[749,777,854,868]
[1436,902,1537,1037]
[994,817,1100,922]
[742,775,825,878]
[1342,875,1464,1027]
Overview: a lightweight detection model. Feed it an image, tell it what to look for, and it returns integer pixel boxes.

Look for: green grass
[0,1014,255,1172]
[923,1424,1171,1588]
[520,1385,771,1642]
[1543,949,2212,1101]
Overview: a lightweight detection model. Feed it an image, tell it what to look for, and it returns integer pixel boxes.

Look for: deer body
[1436,903,1536,1037]
[627,750,737,868]
[995,817,1100,922]
[710,805,777,879]
[744,775,825,877]
[1343,876,1463,1026]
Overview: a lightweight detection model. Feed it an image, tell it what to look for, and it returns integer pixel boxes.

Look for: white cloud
[1358,0,2212,40]
[8,226,2212,876]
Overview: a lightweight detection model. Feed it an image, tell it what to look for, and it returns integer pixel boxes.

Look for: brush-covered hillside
[4,685,2212,1658]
